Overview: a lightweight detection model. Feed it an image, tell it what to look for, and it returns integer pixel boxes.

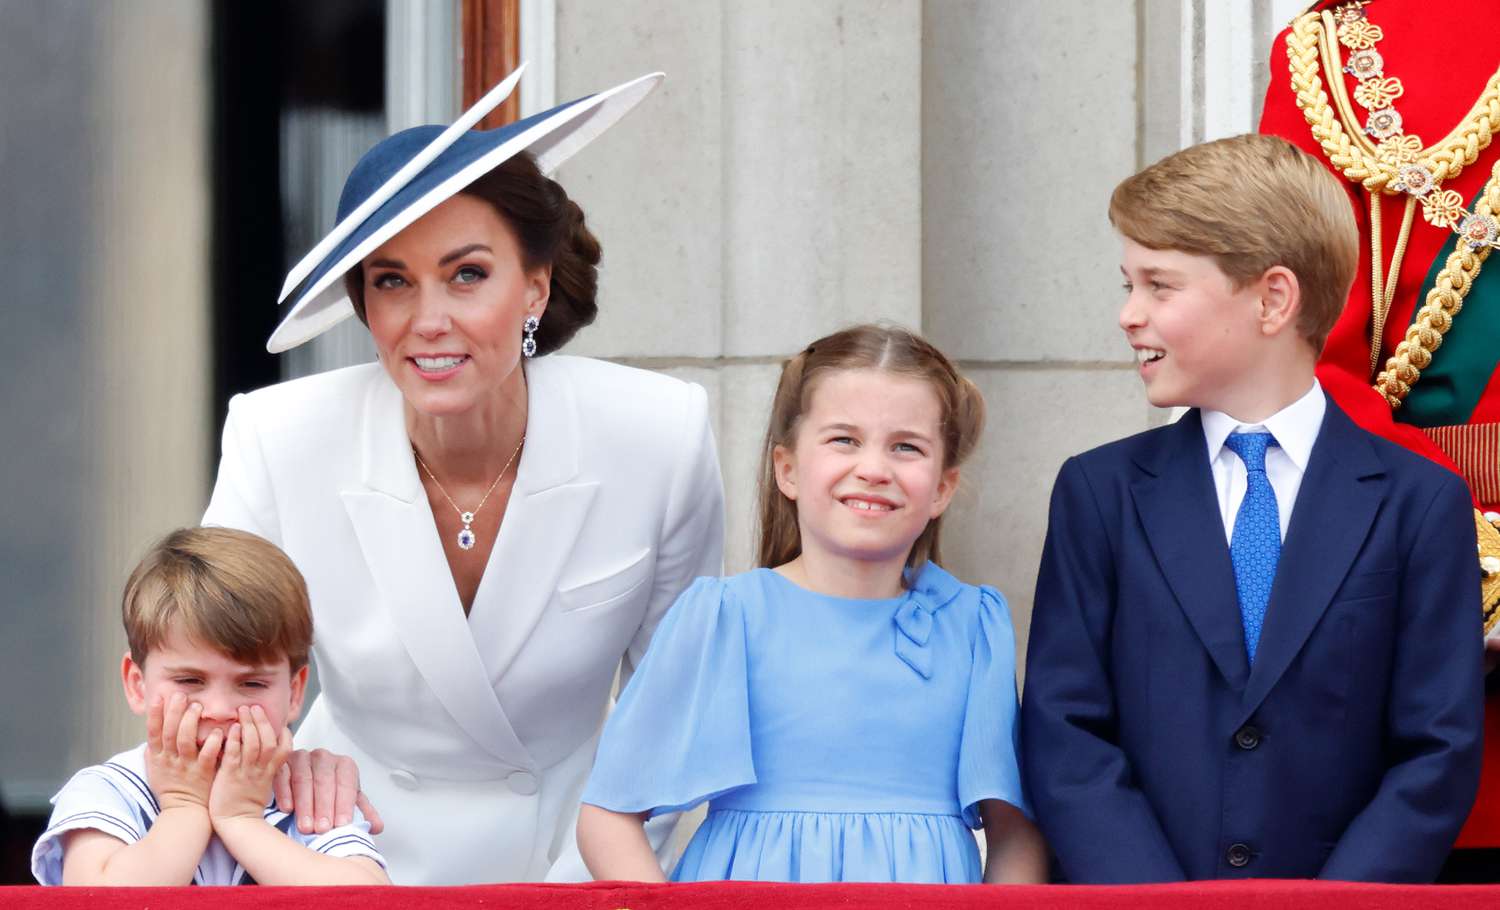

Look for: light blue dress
[581,561,1029,883]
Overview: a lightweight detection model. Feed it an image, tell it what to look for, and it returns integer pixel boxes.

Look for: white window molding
[385,0,460,130]
[519,0,555,116]
[1180,0,1318,147]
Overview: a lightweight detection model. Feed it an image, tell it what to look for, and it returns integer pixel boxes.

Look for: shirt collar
[1201,380,1325,472]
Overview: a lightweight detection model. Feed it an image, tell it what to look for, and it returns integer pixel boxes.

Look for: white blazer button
[507,770,539,795]
[390,769,420,791]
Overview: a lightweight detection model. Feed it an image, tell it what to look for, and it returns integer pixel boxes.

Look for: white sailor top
[31,744,385,885]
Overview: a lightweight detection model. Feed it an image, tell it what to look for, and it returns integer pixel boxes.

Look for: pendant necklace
[413,435,525,551]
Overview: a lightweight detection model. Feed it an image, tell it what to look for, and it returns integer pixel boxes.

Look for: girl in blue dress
[576,324,1046,884]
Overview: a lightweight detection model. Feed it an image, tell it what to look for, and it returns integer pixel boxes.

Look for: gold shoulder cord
[1284,2,1500,397]
[1286,2,1500,633]
[1478,512,1500,634]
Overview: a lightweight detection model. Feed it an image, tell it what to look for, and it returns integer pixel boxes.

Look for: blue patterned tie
[1223,432,1280,665]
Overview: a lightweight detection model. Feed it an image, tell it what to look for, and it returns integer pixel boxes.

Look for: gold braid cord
[1285,8,1500,405]
[1480,511,1500,635]
[1286,5,1500,640]
[1285,12,1500,194]
[1375,159,1500,407]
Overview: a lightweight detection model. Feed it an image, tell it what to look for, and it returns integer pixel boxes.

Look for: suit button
[1234,725,1262,750]
[390,769,420,791]
[1226,843,1252,868]
[507,770,539,795]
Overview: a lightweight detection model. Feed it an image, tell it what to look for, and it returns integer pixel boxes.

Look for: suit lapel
[339,370,534,769]
[467,356,600,685]
[1130,410,1250,689]
[1239,402,1385,717]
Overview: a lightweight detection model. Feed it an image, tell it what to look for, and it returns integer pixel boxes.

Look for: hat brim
[266,70,663,354]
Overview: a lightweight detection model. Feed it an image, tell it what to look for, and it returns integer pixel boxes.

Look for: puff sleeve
[582,576,756,817]
[956,586,1030,828]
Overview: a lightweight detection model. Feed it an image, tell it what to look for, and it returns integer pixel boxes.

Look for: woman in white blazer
[202,70,723,883]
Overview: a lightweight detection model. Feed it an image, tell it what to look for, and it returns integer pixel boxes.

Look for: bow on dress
[893,562,965,679]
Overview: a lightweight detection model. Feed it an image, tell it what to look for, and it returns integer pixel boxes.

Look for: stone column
[921,0,1169,671]
[558,0,923,571]
[84,1,213,770]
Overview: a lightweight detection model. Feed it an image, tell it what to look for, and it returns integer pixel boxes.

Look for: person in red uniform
[1259,0,1500,879]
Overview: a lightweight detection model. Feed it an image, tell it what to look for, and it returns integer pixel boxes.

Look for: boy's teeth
[415,355,465,370]
[1136,348,1165,365]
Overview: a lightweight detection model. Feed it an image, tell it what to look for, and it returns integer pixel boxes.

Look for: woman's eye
[371,273,406,290]
[453,265,487,284]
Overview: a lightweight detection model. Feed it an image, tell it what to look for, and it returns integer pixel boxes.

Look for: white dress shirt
[1201,381,1326,544]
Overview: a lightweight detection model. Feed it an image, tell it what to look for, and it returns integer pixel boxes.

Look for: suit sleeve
[201,394,282,543]
[621,381,726,688]
[1022,456,1185,883]
[1320,473,1485,882]
[545,381,725,883]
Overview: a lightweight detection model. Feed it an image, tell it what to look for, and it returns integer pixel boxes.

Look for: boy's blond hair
[121,527,312,670]
[1109,133,1358,350]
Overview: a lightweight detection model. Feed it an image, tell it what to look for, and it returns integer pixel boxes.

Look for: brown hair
[344,151,601,356]
[122,527,313,670]
[1108,133,1358,351]
[756,324,986,573]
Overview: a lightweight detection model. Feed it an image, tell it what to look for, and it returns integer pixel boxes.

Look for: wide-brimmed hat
[267,63,663,353]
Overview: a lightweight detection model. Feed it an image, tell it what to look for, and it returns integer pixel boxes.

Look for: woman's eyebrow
[439,243,492,265]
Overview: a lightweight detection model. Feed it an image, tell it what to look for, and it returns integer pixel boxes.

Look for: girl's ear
[772,444,799,501]
[121,652,148,716]
[929,466,961,519]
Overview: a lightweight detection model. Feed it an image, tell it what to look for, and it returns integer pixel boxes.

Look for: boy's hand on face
[209,705,294,825]
[145,692,224,813]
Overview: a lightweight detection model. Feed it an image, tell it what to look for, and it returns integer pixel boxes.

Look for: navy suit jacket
[1021,401,1484,883]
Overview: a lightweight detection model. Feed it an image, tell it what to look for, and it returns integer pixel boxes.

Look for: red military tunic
[1260,0,1500,847]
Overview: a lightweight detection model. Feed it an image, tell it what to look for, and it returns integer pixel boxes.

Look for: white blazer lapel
[468,357,599,683]
[339,372,534,769]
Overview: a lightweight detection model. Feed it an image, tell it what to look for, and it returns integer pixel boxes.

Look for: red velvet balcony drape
[3,880,1500,909]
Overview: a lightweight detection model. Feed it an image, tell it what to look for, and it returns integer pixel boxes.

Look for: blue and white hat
[267,64,663,353]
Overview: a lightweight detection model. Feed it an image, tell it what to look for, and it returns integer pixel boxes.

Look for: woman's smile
[409,353,471,379]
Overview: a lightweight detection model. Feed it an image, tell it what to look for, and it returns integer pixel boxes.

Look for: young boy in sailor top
[32,527,388,885]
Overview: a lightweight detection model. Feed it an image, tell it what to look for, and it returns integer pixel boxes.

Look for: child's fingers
[251,706,278,763]
[197,727,225,771]
[223,722,243,768]
[273,726,294,767]
[146,696,165,751]
[176,703,202,758]
[239,706,261,766]
[160,693,188,756]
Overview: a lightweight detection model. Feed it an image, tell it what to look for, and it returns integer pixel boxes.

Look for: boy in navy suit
[1021,134,1484,883]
